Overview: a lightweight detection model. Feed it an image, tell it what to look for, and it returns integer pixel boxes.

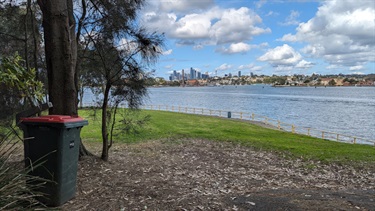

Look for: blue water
[142,85,375,141]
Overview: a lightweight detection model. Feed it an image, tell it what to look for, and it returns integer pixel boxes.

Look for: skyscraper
[190,67,196,79]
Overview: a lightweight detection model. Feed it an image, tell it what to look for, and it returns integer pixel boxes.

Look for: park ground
[61,139,375,211]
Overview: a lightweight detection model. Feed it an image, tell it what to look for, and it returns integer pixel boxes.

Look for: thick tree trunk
[38,0,92,157]
[38,0,77,115]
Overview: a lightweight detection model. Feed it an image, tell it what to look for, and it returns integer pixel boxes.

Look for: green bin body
[21,115,88,206]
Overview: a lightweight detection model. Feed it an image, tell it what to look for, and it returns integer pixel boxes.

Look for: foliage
[0,54,44,104]
[0,53,47,209]
[328,79,336,86]
[79,109,375,165]
[0,2,44,76]
[0,127,47,210]
[76,0,164,160]
[343,77,357,85]
[2,0,164,160]
[115,109,151,135]
[263,76,287,85]
[0,54,44,126]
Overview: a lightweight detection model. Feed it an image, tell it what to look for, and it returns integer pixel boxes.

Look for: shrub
[0,126,47,210]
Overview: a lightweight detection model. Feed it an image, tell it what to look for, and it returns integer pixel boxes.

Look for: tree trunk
[38,0,92,157]
[78,138,94,159]
[30,1,40,80]
[79,85,84,108]
[38,0,77,115]
[101,83,111,161]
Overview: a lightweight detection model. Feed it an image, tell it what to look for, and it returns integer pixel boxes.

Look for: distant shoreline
[149,84,375,88]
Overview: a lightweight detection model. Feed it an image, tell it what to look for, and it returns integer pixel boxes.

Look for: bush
[0,126,47,210]
[0,53,48,209]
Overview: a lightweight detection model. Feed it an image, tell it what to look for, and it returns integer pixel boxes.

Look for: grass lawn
[79,109,375,165]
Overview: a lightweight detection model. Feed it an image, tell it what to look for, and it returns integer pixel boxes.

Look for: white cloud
[142,12,178,36]
[162,49,173,55]
[280,10,300,26]
[258,44,315,71]
[278,33,297,42]
[282,0,375,70]
[255,0,267,9]
[265,11,276,17]
[174,13,212,39]
[193,44,204,50]
[349,65,364,71]
[117,38,138,52]
[215,63,232,71]
[274,66,293,72]
[216,42,251,54]
[251,66,263,71]
[210,7,271,44]
[258,44,302,66]
[217,42,268,54]
[238,63,263,71]
[142,4,270,47]
[157,0,215,13]
[238,63,255,70]
[295,60,315,69]
[258,42,269,48]
[165,65,173,69]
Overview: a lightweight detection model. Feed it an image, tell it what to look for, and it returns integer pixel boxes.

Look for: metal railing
[140,105,375,146]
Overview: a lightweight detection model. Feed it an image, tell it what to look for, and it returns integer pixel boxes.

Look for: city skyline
[140,0,375,79]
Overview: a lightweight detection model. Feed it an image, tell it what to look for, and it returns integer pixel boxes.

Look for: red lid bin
[20,115,88,206]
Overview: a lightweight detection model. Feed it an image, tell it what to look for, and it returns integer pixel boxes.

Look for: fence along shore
[141,105,374,146]
[82,103,375,146]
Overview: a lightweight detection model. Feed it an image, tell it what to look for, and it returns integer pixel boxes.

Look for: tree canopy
[0,0,164,160]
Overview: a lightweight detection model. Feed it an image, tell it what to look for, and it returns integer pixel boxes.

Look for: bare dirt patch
[62,139,375,210]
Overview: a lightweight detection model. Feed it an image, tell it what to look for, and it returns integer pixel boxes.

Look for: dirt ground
[60,139,375,211]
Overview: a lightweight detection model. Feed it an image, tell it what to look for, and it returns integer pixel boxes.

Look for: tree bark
[101,82,111,161]
[37,0,77,115]
[38,0,92,157]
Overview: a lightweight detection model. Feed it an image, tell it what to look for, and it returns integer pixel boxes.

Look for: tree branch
[0,32,25,42]
[76,0,87,44]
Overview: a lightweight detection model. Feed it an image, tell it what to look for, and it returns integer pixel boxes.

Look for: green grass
[79,109,375,165]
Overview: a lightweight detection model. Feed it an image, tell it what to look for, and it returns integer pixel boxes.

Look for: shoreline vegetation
[148,73,375,87]
[79,109,375,167]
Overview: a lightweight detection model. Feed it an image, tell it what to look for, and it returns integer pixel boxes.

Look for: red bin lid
[21,115,86,123]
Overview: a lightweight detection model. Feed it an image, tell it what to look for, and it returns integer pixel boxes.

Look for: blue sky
[140,0,375,79]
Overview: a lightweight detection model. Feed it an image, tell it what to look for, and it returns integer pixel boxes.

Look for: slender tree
[78,0,164,160]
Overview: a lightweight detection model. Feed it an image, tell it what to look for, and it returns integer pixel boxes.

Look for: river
[83,85,375,142]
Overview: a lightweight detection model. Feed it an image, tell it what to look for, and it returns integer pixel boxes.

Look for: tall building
[202,73,209,79]
[238,71,241,77]
[169,70,183,81]
[190,67,196,79]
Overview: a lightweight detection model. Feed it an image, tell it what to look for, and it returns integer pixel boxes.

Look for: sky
[139,0,375,79]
